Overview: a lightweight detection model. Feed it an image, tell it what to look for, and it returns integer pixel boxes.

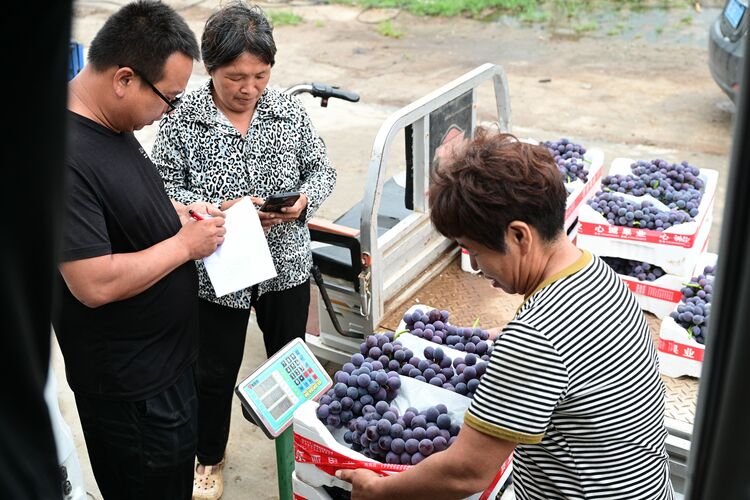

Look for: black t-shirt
[52,112,198,401]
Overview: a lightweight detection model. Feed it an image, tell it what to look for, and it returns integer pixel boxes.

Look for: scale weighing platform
[235,338,332,439]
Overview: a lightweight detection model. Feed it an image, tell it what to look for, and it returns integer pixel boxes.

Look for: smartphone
[259,191,301,212]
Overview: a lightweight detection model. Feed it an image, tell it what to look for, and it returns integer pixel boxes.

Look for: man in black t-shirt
[52,2,226,499]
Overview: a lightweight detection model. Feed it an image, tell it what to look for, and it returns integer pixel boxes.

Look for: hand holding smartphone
[259,191,301,213]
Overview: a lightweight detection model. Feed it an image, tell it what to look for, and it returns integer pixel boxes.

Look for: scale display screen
[725,0,746,29]
[235,338,332,438]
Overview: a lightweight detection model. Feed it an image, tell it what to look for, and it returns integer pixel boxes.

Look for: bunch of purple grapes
[402,308,493,355]
[602,257,666,281]
[587,191,692,230]
[353,331,491,398]
[601,159,704,218]
[394,345,488,398]
[316,340,402,428]
[542,138,589,183]
[669,265,715,345]
[343,401,460,465]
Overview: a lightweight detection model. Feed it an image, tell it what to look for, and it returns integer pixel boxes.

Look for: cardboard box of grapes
[656,253,717,379]
[292,376,512,499]
[523,137,606,232]
[603,249,713,319]
[658,315,705,379]
[577,157,718,276]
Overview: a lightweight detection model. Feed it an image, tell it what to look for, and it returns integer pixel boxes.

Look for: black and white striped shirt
[465,251,673,499]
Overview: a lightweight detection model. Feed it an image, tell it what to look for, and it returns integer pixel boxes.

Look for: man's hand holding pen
[178,203,226,259]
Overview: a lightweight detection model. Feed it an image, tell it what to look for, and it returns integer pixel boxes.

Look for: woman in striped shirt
[338,128,673,499]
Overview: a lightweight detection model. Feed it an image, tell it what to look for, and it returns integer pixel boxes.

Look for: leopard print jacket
[151,81,335,308]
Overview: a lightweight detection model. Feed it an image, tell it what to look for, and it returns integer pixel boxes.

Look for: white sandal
[192,457,225,500]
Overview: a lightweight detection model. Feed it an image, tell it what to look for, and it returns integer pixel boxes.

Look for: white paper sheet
[202,197,277,297]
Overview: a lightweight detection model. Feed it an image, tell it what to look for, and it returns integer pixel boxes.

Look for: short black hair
[429,128,567,253]
[202,1,276,73]
[87,0,200,82]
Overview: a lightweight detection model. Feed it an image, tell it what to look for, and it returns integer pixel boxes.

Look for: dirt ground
[62,1,734,498]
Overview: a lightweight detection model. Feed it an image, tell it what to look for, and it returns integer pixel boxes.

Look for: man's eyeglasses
[121,65,183,112]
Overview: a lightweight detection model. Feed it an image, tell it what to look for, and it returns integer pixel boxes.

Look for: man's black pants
[74,368,197,500]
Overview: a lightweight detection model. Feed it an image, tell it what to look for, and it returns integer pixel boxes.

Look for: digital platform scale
[235,338,332,439]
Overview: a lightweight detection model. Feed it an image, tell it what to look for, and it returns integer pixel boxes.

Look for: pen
[188,209,204,221]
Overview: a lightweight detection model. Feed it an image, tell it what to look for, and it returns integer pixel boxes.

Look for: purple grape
[436,414,451,430]
[418,439,434,455]
[412,427,426,441]
[467,378,480,393]
[333,382,347,397]
[316,404,330,419]
[378,435,392,451]
[404,438,419,454]
[411,415,427,428]
[391,437,405,453]
[433,436,448,452]
[329,400,342,413]
[402,411,415,427]
[387,376,401,390]
[425,426,441,440]
[390,423,404,438]
[423,407,440,423]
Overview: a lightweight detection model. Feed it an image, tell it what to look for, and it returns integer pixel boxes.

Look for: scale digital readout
[235,338,332,438]
[725,0,746,29]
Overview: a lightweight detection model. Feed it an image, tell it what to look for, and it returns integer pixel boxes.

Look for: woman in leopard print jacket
[151,3,335,498]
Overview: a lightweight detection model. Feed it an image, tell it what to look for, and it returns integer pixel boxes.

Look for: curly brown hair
[429,128,566,253]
